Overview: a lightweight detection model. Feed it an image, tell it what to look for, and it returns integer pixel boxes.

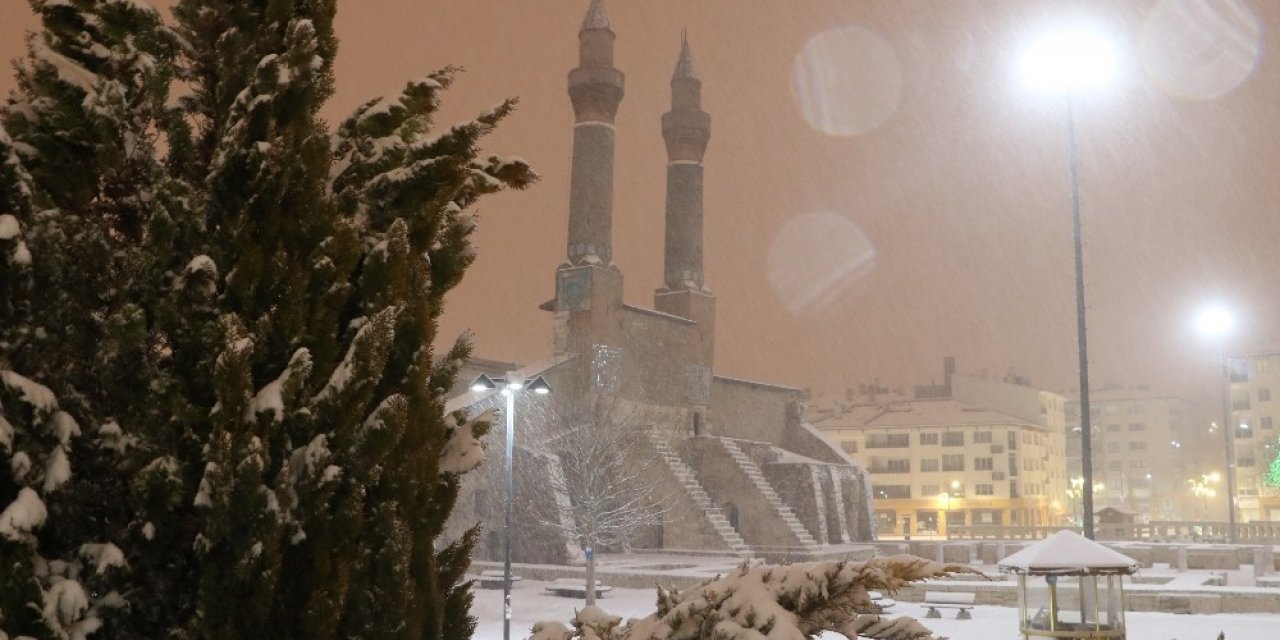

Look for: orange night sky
[4,0,1278,417]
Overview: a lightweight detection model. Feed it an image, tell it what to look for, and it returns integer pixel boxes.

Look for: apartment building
[1225,349,1280,522]
[815,360,1076,536]
[817,398,1061,536]
[951,373,1069,515]
[1065,388,1194,522]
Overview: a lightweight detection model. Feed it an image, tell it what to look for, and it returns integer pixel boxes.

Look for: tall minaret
[554,0,626,356]
[654,33,715,366]
[657,32,711,293]
[565,0,624,267]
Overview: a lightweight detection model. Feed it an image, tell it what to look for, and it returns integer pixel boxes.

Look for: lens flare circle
[1141,0,1262,100]
[767,212,875,317]
[791,26,903,137]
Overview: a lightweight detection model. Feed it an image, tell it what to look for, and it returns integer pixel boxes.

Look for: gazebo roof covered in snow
[998,530,1140,576]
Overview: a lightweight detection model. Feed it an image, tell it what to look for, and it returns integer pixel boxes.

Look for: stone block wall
[614,306,705,409]
[679,437,804,547]
[657,491,736,552]
[637,435,739,553]
[782,420,850,465]
[764,462,827,542]
[837,467,875,541]
[709,376,796,443]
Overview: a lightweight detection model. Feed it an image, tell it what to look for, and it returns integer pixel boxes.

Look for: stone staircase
[647,432,750,554]
[720,438,818,547]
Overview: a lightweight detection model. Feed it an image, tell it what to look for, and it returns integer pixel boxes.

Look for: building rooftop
[814,397,1043,431]
[1067,387,1190,404]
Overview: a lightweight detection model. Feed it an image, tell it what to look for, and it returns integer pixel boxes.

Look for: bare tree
[460,389,674,603]
[532,396,672,605]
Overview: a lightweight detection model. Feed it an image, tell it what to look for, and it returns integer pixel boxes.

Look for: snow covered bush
[527,555,979,640]
[1,0,533,637]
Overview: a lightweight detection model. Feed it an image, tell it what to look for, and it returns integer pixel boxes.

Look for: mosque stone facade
[445,0,874,563]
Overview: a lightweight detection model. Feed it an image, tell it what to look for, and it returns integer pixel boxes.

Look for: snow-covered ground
[472,578,1279,640]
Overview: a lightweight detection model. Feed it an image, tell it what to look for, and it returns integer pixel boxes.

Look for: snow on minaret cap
[998,530,1140,575]
[580,0,612,33]
[673,30,699,82]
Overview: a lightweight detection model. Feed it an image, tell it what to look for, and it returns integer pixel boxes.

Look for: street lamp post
[1196,305,1238,543]
[945,480,961,539]
[1218,354,1239,543]
[1020,28,1117,540]
[471,372,552,640]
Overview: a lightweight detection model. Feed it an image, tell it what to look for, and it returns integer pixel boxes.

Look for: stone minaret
[565,0,624,267]
[654,33,716,367]
[553,0,626,356]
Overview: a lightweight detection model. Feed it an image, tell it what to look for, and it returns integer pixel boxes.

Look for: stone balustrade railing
[943,521,1280,544]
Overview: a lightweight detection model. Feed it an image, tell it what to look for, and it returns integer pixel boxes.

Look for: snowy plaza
[473,583,1277,640]
[470,552,1280,640]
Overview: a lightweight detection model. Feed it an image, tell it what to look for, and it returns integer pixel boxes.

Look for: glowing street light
[1020,30,1118,93]
[470,372,551,640]
[1195,303,1238,543]
[1020,25,1118,540]
[1189,473,1221,520]
[1066,476,1104,528]
[943,479,961,540]
[1196,305,1235,339]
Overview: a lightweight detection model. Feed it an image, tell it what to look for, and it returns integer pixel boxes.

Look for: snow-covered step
[646,431,750,553]
[719,438,818,547]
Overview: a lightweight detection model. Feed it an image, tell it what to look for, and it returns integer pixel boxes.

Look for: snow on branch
[1,369,58,413]
[249,348,313,423]
[439,407,494,474]
[312,306,399,405]
[0,213,19,239]
[0,487,48,544]
[531,555,981,640]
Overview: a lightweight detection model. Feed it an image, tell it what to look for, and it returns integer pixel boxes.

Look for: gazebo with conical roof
[998,530,1139,640]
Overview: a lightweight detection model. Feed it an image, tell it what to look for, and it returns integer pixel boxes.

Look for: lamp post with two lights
[470,372,551,640]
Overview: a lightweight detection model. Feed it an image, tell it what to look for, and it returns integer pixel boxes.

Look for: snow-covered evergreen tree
[1,1,533,638]
[2,1,184,636]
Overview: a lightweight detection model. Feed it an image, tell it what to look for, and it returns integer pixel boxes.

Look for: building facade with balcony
[1225,349,1280,522]
[1066,388,1193,522]
[815,397,1064,537]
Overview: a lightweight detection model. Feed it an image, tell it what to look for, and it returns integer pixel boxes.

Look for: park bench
[923,591,975,619]
[477,570,521,589]
[544,578,612,599]
[868,590,896,613]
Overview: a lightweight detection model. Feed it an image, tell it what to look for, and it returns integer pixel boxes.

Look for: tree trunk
[584,548,596,607]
